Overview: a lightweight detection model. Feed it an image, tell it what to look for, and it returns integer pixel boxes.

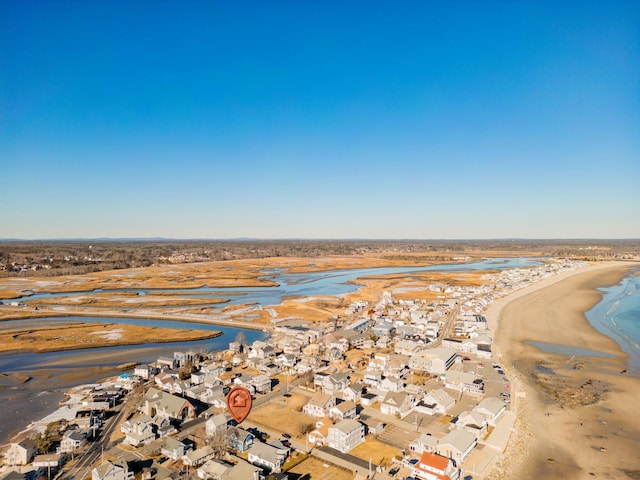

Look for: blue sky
[1,1,638,239]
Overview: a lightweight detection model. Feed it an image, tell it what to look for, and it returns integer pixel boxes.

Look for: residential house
[321,373,350,395]
[183,446,215,467]
[442,338,477,354]
[247,442,287,473]
[416,389,456,415]
[251,375,272,394]
[274,353,297,369]
[454,411,487,438]
[409,348,457,374]
[121,415,156,447]
[6,439,36,466]
[160,437,187,461]
[409,433,439,455]
[380,376,404,393]
[226,426,255,453]
[436,430,477,466]
[92,461,133,480]
[205,413,229,437]
[362,370,382,388]
[134,365,155,380]
[380,391,415,418]
[360,392,379,406]
[59,430,86,454]
[412,451,460,480]
[329,400,358,422]
[473,397,506,426]
[302,393,336,418]
[327,419,365,453]
[197,459,233,480]
[142,388,196,422]
[341,382,363,403]
[383,354,411,377]
[33,453,63,469]
[394,339,423,356]
[361,417,385,436]
[156,357,177,370]
[443,371,484,394]
[226,458,263,480]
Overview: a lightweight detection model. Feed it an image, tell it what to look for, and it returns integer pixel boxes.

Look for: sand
[486,262,640,479]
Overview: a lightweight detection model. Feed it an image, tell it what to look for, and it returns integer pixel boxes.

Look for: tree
[298,422,315,436]
[234,331,247,348]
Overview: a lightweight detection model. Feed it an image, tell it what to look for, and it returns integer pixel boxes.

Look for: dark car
[389,466,400,476]
[282,433,291,438]
[281,440,291,447]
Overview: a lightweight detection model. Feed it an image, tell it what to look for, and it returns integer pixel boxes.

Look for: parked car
[389,467,400,476]
[282,432,291,438]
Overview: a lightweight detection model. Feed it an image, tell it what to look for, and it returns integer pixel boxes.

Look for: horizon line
[1,237,639,242]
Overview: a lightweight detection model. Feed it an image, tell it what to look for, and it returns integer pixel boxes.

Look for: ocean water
[585,268,640,375]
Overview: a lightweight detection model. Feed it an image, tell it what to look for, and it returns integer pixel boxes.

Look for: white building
[327,419,365,453]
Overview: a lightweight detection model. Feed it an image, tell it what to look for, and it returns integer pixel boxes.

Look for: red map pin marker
[226,386,252,424]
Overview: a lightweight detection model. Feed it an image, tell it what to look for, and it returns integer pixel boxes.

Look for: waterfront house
[442,337,477,354]
[6,439,36,466]
[454,411,488,438]
[327,419,365,453]
[443,371,484,394]
[436,429,477,466]
[59,430,86,454]
[412,451,460,480]
[473,397,506,426]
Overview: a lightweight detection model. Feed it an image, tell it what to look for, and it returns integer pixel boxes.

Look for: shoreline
[486,261,640,479]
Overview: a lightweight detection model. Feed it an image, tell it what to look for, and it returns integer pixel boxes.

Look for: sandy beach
[486,262,640,479]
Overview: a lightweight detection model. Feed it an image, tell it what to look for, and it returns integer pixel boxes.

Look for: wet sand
[486,262,640,479]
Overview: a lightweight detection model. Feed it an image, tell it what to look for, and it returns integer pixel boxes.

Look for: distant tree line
[0,239,637,278]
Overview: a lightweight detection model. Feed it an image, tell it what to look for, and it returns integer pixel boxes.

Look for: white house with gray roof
[327,419,365,453]
[436,429,477,465]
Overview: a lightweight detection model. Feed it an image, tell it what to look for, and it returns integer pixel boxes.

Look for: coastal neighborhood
[0,259,594,479]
